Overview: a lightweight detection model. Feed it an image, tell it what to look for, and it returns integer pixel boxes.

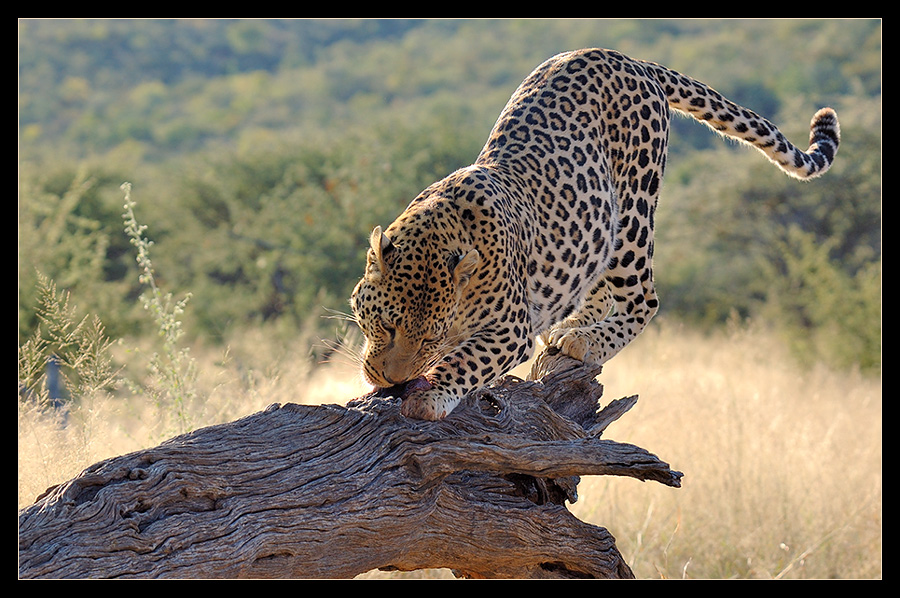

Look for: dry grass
[18,320,881,579]
[571,319,882,579]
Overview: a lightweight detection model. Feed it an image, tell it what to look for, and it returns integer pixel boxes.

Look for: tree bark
[18,355,682,579]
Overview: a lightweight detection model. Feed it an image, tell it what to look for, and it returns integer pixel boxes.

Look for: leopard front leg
[400,327,533,420]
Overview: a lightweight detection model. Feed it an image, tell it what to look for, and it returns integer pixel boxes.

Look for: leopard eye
[380,319,396,338]
[422,332,441,347]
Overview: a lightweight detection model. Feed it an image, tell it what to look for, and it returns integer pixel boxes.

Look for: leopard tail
[646,62,840,180]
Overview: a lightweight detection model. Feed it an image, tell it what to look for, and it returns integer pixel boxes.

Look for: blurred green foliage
[18,19,881,372]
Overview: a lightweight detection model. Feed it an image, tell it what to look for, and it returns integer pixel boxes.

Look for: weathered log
[18,357,682,579]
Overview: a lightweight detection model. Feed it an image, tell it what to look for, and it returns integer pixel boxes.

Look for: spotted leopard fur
[350,48,840,420]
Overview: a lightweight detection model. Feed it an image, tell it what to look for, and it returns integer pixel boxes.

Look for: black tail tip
[811,107,841,149]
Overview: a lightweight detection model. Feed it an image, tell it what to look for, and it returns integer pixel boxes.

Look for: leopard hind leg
[544,255,659,366]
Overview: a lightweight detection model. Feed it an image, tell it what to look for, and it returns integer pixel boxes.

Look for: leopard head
[350,219,479,389]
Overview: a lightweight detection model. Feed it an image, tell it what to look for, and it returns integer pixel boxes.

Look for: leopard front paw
[400,388,462,421]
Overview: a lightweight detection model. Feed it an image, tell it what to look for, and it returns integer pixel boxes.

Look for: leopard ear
[452,248,480,289]
[366,226,396,278]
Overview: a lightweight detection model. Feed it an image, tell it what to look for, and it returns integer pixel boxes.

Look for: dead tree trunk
[18,355,682,579]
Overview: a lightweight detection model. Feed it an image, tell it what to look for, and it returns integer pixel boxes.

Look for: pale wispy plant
[121,182,198,437]
[18,272,118,406]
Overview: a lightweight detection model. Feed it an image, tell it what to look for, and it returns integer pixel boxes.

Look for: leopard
[349,48,840,420]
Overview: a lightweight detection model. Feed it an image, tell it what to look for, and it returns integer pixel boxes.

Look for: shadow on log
[18,352,682,579]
